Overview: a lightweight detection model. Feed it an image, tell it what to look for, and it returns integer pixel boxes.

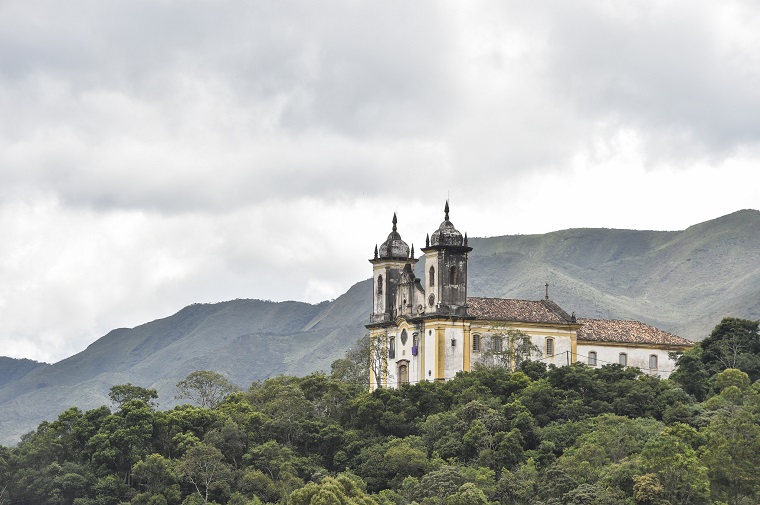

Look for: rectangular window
[522,336,531,356]
[588,351,597,366]
[493,337,503,352]
[472,334,481,352]
[619,353,627,366]
[649,354,658,370]
[546,338,554,357]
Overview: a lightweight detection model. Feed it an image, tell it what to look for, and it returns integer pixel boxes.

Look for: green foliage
[176,443,232,504]
[176,371,239,409]
[110,384,159,410]
[4,325,760,505]
[700,318,760,381]
[330,336,371,389]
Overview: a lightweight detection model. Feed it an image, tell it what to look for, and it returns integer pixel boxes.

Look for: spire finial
[410,244,415,258]
[464,232,468,247]
[444,200,450,220]
[392,212,397,231]
[545,282,549,300]
[374,244,378,259]
[426,233,430,248]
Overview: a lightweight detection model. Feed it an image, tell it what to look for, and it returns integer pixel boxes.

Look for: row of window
[471,334,555,357]
[388,333,659,370]
[468,335,659,370]
[588,351,658,370]
[388,332,420,358]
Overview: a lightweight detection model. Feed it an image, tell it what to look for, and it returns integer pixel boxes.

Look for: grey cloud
[538,1,760,161]
[2,1,760,363]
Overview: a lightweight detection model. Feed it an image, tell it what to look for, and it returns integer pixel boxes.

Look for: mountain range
[1,209,758,445]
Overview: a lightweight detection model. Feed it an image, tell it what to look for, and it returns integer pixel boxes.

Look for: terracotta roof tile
[468,297,573,324]
[577,318,694,347]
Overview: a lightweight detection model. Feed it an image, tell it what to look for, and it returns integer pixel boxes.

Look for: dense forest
[1,317,759,505]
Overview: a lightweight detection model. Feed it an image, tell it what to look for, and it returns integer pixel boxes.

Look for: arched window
[545,338,554,357]
[619,353,627,366]
[472,334,481,352]
[450,266,458,284]
[389,337,396,359]
[649,354,658,370]
[429,266,435,287]
[377,275,383,295]
[398,363,409,386]
[588,351,597,366]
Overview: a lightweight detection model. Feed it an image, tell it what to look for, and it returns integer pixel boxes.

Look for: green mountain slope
[0,209,758,445]
[0,280,371,445]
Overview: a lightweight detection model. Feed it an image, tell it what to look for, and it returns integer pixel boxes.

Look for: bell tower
[421,201,472,317]
[369,213,416,324]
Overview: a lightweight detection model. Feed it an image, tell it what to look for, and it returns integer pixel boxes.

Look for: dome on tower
[378,213,410,259]
[430,201,464,247]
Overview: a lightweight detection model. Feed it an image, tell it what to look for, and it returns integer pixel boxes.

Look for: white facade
[576,343,679,378]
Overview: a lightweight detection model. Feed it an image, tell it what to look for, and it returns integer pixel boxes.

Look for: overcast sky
[1,1,759,363]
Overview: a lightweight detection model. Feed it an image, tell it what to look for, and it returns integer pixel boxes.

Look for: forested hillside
[0,282,370,446]
[1,209,759,446]
[1,318,759,505]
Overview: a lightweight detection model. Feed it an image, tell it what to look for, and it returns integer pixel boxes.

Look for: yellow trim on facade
[420,329,426,383]
[463,323,471,372]
[571,332,577,364]
[436,327,445,380]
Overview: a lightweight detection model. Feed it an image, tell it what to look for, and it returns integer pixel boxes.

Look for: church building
[366,203,694,390]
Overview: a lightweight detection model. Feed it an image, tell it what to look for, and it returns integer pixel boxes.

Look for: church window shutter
[546,338,554,357]
[588,351,597,366]
[472,334,481,352]
[619,353,627,366]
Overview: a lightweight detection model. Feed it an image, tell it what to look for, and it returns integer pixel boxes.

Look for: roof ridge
[469,295,540,302]
[540,298,574,323]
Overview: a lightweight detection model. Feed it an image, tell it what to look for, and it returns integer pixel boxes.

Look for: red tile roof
[468,297,574,324]
[577,318,694,347]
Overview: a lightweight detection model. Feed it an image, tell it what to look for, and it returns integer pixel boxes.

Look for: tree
[109,383,159,410]
[290,473,377,505]
[478,329,543,371]
[670,346,710,401]
[131,453,178,498]
[447,482,489,505]
[632,473,667,505]
[368,333,390,389]
[176,443,232,504]
[639,429,710,505]
[700,318,760,381]
[176,371,238,409]
[702,369,760,505]
[330,336,371,389]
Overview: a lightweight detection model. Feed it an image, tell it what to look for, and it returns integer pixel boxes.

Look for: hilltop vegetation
[1,318,759,505]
